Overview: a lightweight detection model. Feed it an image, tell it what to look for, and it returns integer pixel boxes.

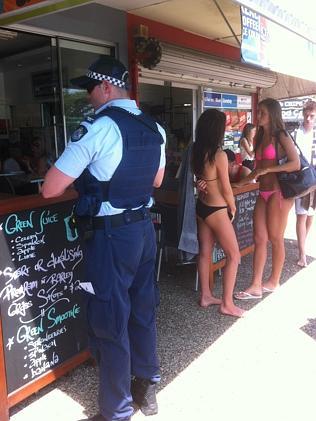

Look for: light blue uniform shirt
[55,99,166,216]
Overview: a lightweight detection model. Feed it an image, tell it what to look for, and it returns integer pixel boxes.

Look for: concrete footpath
[10,207,316,421]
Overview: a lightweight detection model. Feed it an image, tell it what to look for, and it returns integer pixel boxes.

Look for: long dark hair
[191,109,226,176]
[255,98,285,152]
[239,123,255,145]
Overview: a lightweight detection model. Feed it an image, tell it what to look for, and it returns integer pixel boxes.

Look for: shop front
[132,30,276,197]
[0,2,313,419]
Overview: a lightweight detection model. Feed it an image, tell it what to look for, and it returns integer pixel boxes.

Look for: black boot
[131,377,158,416]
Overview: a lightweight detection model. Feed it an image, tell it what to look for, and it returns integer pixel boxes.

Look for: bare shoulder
[215,149,227,162]
[278,130,290,142]
[277,130,294,151]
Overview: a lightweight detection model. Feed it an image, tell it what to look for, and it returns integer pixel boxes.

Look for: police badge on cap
[70,56,129,90]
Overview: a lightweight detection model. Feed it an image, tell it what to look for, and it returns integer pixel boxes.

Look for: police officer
[42,56,166,421]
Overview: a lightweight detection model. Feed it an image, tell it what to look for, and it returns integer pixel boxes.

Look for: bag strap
[275,129,304,162]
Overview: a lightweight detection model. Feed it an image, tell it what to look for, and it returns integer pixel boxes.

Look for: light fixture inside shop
[0,29,18,40]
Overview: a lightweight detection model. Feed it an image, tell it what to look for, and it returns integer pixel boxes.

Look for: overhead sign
[279,96,316,122]
[203,91,252,110]
[235,0,316,43]
[240,6,316,83]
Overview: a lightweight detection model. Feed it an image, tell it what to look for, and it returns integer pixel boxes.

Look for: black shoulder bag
[275,130,316,199]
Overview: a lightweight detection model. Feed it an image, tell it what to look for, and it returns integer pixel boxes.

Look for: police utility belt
[93,207,150,229]
[73,207,150,240]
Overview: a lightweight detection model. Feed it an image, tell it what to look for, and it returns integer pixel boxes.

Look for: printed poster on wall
[225,110,248,133]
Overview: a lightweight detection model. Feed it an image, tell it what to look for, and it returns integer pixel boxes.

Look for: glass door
[139,82,196,190]
[56,39,114,145]
[0,29,59,194]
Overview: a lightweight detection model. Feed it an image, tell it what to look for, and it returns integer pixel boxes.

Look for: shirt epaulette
[85,115,95,124]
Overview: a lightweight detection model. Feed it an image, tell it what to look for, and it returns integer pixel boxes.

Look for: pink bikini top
[256,143,276,161]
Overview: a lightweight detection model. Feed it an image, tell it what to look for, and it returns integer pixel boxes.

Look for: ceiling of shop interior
[97,0,242,48]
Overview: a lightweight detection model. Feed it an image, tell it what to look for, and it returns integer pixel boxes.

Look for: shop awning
[262,73,316,100]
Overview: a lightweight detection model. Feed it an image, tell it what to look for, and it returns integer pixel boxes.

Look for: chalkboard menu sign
[0,200,87,394]
[213,189,258,263]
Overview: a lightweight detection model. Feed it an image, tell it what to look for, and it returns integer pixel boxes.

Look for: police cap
[70,56,129,90]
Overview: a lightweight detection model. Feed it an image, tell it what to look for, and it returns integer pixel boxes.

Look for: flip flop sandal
[234,291,262,300]
[262,286,279,293]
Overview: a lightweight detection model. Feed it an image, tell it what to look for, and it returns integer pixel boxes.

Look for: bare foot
[220,304,246,318]
[297,259,307,268]
[199,296,222,308]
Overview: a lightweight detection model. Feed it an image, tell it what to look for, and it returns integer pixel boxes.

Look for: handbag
[275,130,316,199]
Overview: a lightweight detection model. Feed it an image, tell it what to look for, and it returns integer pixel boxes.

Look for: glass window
[57,39,114,142]
[0,30,56,196]
[0,31,115,198]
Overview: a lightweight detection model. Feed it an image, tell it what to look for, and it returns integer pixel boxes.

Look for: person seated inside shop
[1,144,29,194]
[21,137,51,177]
[1,140,51,195]
[224,149,252,183]
[2,144,24,174]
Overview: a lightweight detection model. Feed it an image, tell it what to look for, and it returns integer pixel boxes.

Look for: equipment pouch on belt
[69,210,94,241]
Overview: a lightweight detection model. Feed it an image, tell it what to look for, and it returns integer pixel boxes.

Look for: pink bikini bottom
[259,190,283,206]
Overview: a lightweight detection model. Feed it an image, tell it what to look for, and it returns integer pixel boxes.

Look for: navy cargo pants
[84,213,160,421]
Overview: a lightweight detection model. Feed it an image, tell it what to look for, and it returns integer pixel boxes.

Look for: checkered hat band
[86,70,126,87]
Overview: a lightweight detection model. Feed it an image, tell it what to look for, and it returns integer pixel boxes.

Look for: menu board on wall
[213,188,258,263]
[0,200,87,394]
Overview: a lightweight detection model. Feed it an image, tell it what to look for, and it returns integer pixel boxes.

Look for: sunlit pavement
[134,268,316,421]
[10,208,316,421]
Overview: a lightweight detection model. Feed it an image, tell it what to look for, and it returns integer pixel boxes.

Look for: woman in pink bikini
[234,98,300,300]
[192,109,245,317]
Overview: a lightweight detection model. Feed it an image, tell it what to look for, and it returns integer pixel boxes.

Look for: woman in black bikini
[192,109,245,317]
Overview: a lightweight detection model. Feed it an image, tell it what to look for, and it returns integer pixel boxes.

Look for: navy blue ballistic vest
[74,107,163,216]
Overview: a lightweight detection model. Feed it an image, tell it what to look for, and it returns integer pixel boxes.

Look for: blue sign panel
[204,92,222,108]
[222,94,238,109]
[203,91,251,109]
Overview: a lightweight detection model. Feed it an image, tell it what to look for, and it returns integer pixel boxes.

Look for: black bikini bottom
[196,199,228,220]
